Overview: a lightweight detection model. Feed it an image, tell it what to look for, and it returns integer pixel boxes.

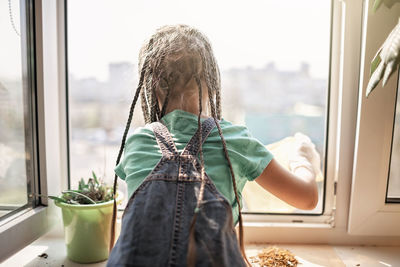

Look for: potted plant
[47,172,122,263]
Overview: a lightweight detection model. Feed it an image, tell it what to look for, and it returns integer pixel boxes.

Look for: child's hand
[288,133,321,181]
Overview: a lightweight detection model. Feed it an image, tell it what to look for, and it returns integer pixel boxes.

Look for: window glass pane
[68,0,330,213]
[387,73,400,202]
[0,0,34,219]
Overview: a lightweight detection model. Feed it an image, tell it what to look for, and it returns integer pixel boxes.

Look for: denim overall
[107,118,246,267]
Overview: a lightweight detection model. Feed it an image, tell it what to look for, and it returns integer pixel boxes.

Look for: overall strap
[151,122,179,157]
[181,118,216,157]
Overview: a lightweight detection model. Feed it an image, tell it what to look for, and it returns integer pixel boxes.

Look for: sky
[1,0,331,82]
[0,0,22,81]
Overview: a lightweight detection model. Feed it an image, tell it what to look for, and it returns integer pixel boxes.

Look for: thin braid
[150,82,160,122]
[154,97,161,121]
[141,72,153,123]
[195,33,221,119]
[187,76,205,267]
[210,63,221,119]
[139,39,158,124]
[150,73,157,121]
[143,39,171,123]
[145,75,154,122]
[215,69,222,118]
[202,58,221,119]
[143,74,154,122]
[147,72,157,122]
[150,50,165,121]
[215,88,221,119]
[160,83,171,118]
[207,84,250,266]
[154,52,170,118]
[195,76,206,207]
[109,58,149,252]
[141,88,150,123]
[144,38,166,123]
[153,82,161,121]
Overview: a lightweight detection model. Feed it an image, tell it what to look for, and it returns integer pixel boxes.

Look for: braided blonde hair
[138,24,222,122]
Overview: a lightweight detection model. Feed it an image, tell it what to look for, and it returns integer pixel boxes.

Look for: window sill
[3,224,400,267]
[0,206,49,261]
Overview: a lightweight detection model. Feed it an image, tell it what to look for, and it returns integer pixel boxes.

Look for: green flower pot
[55,193,123,263]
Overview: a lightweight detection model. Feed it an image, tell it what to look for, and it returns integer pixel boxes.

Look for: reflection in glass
[68,0,330,213]
[387,73,400,201]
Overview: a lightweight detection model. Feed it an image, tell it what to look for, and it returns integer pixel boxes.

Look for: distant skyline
[68,0,331,81]
[1,0,331,81]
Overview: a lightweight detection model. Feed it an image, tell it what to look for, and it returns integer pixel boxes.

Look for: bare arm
[254,133,320,210]
[255,158,318,210]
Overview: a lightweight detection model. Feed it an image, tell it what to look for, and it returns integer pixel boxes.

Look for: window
[0,0,37,221]
[0,0,51,261]
[348,0,400,236]
[67,0,331,214]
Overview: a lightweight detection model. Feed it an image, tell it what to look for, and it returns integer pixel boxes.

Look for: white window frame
[0,0,69,261]
[348,0,400,236]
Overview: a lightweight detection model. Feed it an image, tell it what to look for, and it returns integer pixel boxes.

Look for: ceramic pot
[55,192,123,263]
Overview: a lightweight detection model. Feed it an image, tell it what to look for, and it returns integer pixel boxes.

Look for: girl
[108,24,319,266]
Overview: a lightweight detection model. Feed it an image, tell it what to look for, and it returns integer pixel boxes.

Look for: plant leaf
[62,172,114,204]
[62,190,96,204]
[92,171,99,185]
[374,0,400,12]
[367,19,400,97]
[79,178,86,191]
[69,199,80,205]
[382,60,397,86]
[366,61,385,97]
[48,196,68,203]
[370,51,382,77]
[67,189,82,193]
[373,0,384,12]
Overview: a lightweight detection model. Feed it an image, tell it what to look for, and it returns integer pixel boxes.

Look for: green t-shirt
[115,109,273,225]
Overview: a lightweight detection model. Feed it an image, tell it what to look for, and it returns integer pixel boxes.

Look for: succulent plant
[44,171,114,205]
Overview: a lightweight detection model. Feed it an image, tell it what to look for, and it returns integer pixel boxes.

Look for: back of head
[137,25,222,123]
